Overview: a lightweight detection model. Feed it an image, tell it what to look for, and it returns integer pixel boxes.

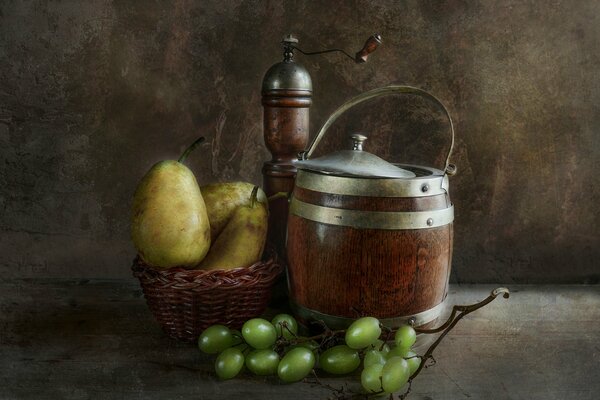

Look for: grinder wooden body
[261,59,312,256]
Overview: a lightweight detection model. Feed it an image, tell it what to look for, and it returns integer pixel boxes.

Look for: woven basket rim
[131,245,282,290]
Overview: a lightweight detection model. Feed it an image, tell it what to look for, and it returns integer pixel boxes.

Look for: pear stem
[178,137,206,164]
[250,186,259,208]
[267,192,290,202]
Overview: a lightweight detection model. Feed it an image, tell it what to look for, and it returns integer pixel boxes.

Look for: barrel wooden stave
[286,187,453,321]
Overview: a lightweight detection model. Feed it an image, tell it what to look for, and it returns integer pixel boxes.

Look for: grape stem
[406,287,510,383]
[389,288,511,400]
[280,321,299,339]
[305,370,351,398]
[301,287,510,400]
[277,320,345,348]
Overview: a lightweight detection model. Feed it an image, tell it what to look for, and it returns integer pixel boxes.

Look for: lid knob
[282,34,299,45]
[351,134,367,151]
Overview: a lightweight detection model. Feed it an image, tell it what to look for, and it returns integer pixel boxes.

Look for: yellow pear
[131,137,210,268]
[200,182,267,241]
[198,186,268,270]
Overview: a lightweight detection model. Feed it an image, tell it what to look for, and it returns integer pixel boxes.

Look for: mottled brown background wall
[1,0,598,282]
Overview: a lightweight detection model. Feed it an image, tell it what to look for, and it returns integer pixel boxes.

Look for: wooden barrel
[285,85,457,329]
[286,164,453,328]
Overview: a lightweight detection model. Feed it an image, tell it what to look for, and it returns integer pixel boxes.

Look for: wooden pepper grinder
[262,35,311,257]
[262,34,382,257]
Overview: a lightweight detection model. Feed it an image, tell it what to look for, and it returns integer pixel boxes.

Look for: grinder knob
[355,34,382,63]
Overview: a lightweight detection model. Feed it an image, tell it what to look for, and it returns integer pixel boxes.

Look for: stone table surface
[1,280,598,400]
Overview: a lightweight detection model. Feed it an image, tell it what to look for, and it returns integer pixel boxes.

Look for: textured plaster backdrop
[0,0,598,282]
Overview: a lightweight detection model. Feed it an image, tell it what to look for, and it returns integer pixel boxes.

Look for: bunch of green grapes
[198,314,421,396]
[198,314,311,382]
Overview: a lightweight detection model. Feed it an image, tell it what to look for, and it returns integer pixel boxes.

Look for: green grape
[381,357,410,393]
[287,340,320,365]
[386,345,410,359]
[242,318,277,350]
[245,349,280,376]
[361,363,384,393]
[368,339,391,356]
[198,324,233,354]
[215,348,245,380]
[271,314,298,339]
[319,345,360,374]
[404,350,421,375]
[277,347,316,383]
[394,325,416,349]
[363,349,387,368]
[345,317,382,349]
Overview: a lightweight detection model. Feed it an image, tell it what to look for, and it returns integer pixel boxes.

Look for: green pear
[200,182,267,241]
[198,186,268,270]
[131,137,211,268]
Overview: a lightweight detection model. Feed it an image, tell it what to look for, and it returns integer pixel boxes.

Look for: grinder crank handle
[355,34,382,63]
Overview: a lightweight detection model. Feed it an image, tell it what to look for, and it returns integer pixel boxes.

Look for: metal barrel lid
[294,133,416,179]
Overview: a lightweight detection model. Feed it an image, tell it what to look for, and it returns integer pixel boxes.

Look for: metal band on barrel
[295,169,449,198]
[289,198,454,230]
[290,300,446,330]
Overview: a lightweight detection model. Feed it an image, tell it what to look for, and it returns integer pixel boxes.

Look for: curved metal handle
[302,85,456,175]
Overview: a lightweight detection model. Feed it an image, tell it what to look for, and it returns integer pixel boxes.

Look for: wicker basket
[132,247,282,343]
